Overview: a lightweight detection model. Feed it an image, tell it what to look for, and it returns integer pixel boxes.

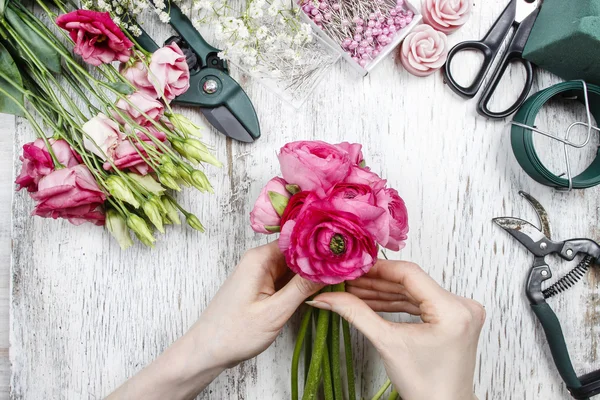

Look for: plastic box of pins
[298,0,421,75]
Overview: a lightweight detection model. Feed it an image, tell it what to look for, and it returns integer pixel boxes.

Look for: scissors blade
[515,0,540,23]
[493,216,561,257]
[519,191,552,239]
[200,106,256,143]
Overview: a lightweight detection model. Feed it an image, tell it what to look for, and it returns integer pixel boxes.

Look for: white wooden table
[3,1,600,399]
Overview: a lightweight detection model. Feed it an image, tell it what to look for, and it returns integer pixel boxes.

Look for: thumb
[271,274,324,317]
[308,292,389,346]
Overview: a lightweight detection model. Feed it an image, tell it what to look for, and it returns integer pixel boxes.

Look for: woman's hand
[308,260,485,400]
[108,241,322,400]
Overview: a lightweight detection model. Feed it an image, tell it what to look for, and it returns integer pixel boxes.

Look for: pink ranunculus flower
[280,191,318,227]
[400,24,448,77]
[148,43,190,102]
[335,142,364,166]
[113,92,165,126]
[279,201,378,285]
[15,139,81,192]
[422,0,472,34]
[345,166,387,193]
[30,164,106,226]
[278,141,352,195]
[377,188,409,251]
[56,10,133,66]
[82,113,120,160]
[120,60,158,99]
[102,127,167,175]
[327,183,388,244]
[250,177,291,234]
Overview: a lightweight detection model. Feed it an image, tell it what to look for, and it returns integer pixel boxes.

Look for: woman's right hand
[307,260,485,400]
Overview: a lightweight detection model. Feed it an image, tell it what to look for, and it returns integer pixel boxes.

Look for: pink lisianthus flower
[82,113,120,160]
[56,10,133,66]
[113,92,165,127]
[148,43,190,102]
[278,141,352,195]
[250,177,291,234]
[30,164,106,226]
[15,139,81,192]
[102,127,167,175]
[279,201,378,285]
[120,60,157,99]
[377,188,409,251]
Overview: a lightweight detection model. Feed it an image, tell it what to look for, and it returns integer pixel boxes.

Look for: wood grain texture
[8,1,600,399]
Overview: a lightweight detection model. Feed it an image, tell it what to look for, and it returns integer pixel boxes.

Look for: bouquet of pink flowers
[250,140,409,399]
[1,0,219,248]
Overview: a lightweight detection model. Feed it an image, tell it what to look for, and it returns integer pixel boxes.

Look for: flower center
[329,234,346,255]
[96,35,107,43]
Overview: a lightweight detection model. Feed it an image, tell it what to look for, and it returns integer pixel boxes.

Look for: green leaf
[268,191,289,217]
[0,41,24,116]
[285,184,301,195]
[106,82,135,95]
[5,7,61,73]
[0,0,8,19]
[264,225,281,233]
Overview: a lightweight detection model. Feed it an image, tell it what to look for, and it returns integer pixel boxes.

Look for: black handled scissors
[494,192,600,399]
[443,0,541,119]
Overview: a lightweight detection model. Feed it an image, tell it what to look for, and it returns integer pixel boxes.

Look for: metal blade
[519,191,552,239]
[200,106,255,143]
[493,217,549,252]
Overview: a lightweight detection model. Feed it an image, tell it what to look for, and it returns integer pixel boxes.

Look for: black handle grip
[531,303,582,392]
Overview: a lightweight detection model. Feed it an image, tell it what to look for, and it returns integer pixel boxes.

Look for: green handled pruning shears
[134,3,260,143]
[494,192,600,399]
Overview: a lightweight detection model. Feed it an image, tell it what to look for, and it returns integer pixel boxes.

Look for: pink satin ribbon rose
[250,177,291,234]
[30,164,106,226]
[15,139,81,192]
[400,24,448,77]
[56,10,133,66]
[422,0,472,34]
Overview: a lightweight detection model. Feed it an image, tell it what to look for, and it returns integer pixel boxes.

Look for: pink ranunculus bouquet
[251,140,409,285]
[250,140,409,399]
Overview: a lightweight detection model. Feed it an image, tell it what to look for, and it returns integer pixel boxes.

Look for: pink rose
[82,113,120,160]
[148,44,190,102]
[30,164,106,226]
[279,201,378,284]
[327,183,388,244]
[400,24,448,77]
[278,141,352,195]
[114,92,164,126]
[102,127,167,175]
[280,191,318,227]
[422,0,472,34]
[250,177,291,234]
[377,188,409,251]
[335,142,364,166]
[15,139,80,192]
[56,10,133,66]
[120,60,157,99]
[345,166,387,192]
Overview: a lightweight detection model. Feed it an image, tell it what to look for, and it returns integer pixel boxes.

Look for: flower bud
[127,214,155,247]
[106,175,140,208]
[143,199,165,233]
[186,213,205,232]
[162,196,181,225]
[191,170,213,193]
[158,173,181,191]
[176,166,193,186]
[127,173,165,195]
[168,113,203,138]
[172,140,188,159]
[106,209,134,250]
[160,161,179,177]
[184,139,222,167]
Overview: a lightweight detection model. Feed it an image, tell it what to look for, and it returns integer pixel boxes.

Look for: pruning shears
[133,3,260,143]
[494,191,600,399]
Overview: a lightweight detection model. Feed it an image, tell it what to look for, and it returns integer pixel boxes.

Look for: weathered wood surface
[6,1,600,399]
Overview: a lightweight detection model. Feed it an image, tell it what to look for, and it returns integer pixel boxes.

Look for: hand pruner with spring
[494,192,600,399]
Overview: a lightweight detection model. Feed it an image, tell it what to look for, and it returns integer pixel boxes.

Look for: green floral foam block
[523,0,600,84]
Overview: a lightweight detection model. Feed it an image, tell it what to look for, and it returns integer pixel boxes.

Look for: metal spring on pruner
[543,255,594,299]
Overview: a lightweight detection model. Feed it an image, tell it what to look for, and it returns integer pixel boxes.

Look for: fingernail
[305,300,332,310]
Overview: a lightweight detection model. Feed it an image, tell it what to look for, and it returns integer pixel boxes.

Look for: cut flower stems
[1,0,220,248]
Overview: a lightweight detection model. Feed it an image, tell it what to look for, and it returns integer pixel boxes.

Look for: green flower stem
[322,343,334,400]
[302,290,331,400]
[371,379,392,400]
[292,306,314,400]
[331,283,344,400]
[342,317,356,400]
[304,314,313,384]
[163,194,195,217]
[387,388,400,400]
